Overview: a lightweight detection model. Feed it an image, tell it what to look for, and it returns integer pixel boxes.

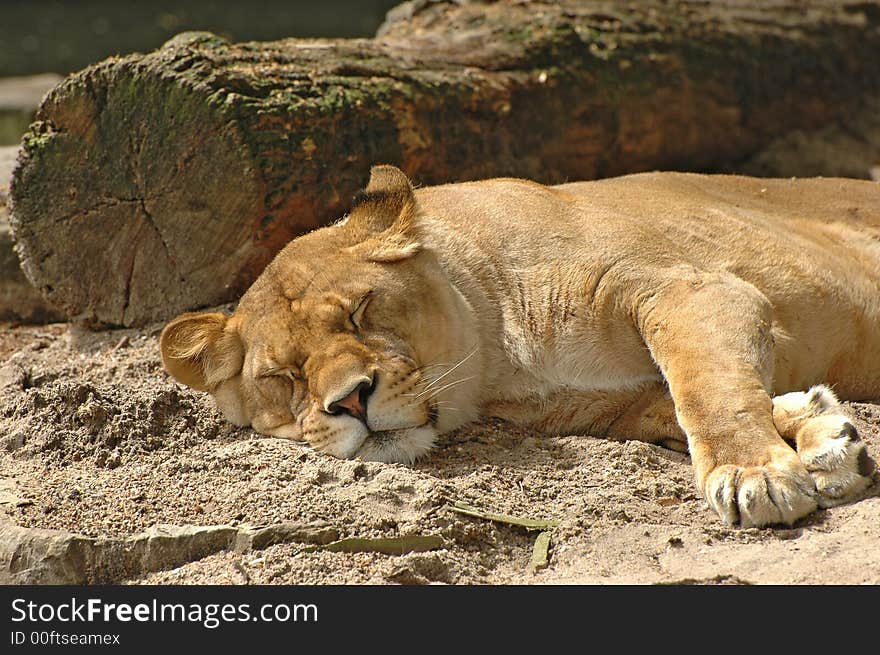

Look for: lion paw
[704,460,817,528]
[773,385,876,507]
[797,414,875,506]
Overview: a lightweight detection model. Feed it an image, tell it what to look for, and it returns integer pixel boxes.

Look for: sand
[1,320,878,585]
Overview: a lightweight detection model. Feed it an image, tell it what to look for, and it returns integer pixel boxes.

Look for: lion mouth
[366,422,429,444]
[366,429,402,445]
[354,423,437,464]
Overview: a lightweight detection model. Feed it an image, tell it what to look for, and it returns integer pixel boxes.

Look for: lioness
[161,165,879,527]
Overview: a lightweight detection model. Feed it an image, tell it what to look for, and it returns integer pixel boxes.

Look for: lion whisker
[413,375,475,401]
[414,362,454,372]
[421,346,478,392]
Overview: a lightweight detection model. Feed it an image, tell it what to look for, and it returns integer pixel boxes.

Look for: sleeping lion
[161,165,878,528]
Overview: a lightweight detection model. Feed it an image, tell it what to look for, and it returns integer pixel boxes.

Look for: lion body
[420,174,880,408]
[161,167,879,527]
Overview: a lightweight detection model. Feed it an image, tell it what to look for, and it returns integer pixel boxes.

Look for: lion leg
[602,383,687,452]
[485,381,688,450]
[772,385,876,506]
[637,271,818,527]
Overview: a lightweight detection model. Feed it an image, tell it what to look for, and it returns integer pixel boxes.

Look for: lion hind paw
[798,414,875,506]
[772,385,875,506]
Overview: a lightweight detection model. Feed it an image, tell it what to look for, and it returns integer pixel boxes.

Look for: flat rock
[0,520,94,584]
[0,519,337,584]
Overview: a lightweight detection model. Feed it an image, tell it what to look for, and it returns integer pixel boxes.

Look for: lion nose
[325,376,375,424]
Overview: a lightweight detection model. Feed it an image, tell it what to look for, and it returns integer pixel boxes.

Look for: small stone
[105,450,122,469]
[2,431,26,452]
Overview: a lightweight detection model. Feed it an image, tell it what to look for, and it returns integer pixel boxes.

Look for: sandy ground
[1,320,878,585]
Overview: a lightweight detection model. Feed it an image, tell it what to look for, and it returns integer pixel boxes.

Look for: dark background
[0,0,401,77]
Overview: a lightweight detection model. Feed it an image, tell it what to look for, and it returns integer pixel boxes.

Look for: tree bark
[10,0,880,327]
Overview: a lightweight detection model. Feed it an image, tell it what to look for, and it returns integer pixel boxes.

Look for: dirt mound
[0,323,247,467]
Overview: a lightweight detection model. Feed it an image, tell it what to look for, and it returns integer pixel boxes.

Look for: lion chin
[354,426,439,465]
[261,421,437,464]
[161,163,879,528]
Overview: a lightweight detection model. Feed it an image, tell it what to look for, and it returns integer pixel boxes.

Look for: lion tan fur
[161,166,879,527]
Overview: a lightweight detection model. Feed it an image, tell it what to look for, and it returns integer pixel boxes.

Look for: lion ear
[160,312,243,391]
[344,165,421,262]
[365,164,412,196]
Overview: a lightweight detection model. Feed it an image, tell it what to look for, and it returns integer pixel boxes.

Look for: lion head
[160,165,481,463]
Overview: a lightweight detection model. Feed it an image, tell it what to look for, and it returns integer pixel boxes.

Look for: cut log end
[10,56,267,328]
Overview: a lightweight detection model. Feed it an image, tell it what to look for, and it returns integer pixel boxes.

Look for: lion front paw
[773,385,876,507]
[703,457,818,528]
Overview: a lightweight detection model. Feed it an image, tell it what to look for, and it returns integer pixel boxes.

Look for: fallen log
[10,0,880,327]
